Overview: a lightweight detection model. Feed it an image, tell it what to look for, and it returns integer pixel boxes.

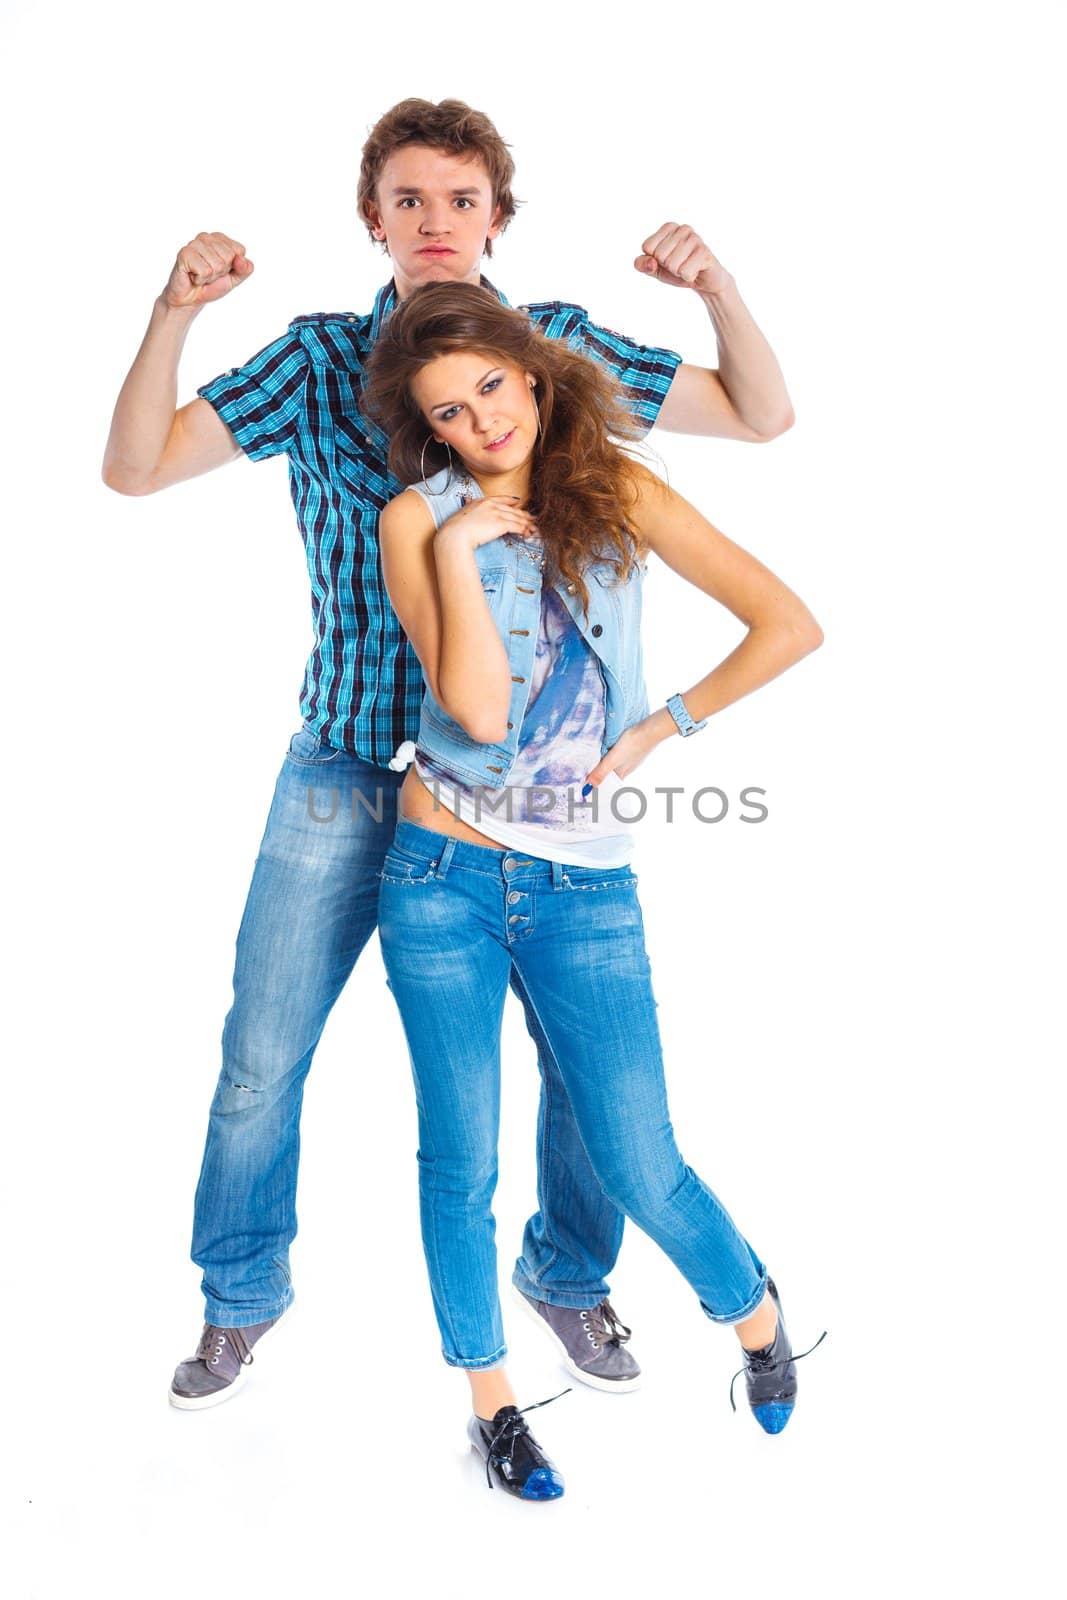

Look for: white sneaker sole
[511,1286,643,1394]
[167,1316,282,1412]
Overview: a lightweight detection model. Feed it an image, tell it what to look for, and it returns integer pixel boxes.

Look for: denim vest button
[591,624,603,637]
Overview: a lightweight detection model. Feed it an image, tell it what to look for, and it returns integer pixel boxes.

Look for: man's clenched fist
[163,232,254,310]
[634,224,731,296]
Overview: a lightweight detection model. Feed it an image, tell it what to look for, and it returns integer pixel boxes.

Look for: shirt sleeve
[564,308,682,435]
[196,327,309,461]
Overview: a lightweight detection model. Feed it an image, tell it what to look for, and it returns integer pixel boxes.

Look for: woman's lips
[484,428,516,452]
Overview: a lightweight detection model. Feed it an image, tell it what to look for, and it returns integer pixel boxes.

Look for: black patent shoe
[730,1279,826,1436]
[467,1401,566,1501]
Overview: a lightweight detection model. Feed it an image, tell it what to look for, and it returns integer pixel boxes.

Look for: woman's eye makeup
[435,376,505,423]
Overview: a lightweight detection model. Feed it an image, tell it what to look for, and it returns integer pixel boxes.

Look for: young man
[102,98,794,1411]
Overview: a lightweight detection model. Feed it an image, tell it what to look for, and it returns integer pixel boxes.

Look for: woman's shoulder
[390,467,480,532]
[625,457,673,513]
[380,485,437,540]
[406,465,455,500]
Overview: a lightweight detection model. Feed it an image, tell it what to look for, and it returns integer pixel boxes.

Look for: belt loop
[550,859,567,891]
[436,836,457,880]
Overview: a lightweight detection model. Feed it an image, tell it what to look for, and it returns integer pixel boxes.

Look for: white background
[2,1,1062,1594]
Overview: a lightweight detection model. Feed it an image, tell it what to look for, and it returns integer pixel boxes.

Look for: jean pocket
[560,864,638,893]
[287,726,344,766]
[379,850,437,886]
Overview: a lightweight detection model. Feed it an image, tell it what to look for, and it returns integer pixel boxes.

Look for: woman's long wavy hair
[362,283,645,613]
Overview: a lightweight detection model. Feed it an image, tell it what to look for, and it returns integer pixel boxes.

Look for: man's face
[366,146,503,299]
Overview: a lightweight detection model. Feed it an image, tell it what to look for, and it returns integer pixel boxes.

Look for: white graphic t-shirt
[415,585,635,867]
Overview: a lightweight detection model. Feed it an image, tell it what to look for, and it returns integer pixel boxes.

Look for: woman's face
[410,350,539,478]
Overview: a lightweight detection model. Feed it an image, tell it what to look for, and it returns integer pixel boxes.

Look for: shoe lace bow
[728,1329,827,1412]
[483,1388,570,1489]
[584,1299,632,1348]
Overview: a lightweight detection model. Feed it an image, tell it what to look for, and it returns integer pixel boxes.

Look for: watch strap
[666,692,708,738]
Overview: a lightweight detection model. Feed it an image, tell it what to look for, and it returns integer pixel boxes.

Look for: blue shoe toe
[752,1402,794,1435]
[520,1467,565,1501]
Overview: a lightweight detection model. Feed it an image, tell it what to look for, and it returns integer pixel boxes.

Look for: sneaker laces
[728,1329,827,1412]
[193,1324,256,1370]
[584,1299,632,1349]
[483,1388,571,1490]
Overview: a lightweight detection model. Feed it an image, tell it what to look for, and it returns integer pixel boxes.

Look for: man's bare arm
[102,232,254,496]
[634,224,795,442]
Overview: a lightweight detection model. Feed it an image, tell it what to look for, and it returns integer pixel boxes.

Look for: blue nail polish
[581,783,593,798]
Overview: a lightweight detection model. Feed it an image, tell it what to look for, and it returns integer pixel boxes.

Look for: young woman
[363,283,823,1501]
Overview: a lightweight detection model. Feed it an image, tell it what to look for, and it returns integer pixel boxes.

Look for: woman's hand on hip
[435,497,539,553]
[583,709,676,789]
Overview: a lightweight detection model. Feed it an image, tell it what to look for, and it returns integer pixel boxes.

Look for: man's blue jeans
[378,821,767,1369]
[191,729,626,1326]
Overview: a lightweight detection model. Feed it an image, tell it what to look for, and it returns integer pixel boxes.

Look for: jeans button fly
[503,858,517,872]
[507,890,522,904]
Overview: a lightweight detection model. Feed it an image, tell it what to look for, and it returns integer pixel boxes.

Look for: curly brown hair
[357,99,518,259]
[362,283,646,613]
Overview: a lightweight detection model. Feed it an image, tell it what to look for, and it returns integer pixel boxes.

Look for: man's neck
[392,264,486,301]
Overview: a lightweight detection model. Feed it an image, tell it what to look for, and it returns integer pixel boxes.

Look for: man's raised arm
[102,232,254,496]
[635,224,795,442]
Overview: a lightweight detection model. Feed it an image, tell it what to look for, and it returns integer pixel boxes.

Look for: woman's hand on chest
[436,496,539,552]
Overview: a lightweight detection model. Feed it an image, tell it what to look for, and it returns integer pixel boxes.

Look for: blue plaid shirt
[197,278,681,766]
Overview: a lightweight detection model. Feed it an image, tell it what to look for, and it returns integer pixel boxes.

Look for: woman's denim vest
[409,467,650,790]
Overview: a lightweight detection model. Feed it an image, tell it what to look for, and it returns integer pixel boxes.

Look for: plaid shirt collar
[367,274,511,343]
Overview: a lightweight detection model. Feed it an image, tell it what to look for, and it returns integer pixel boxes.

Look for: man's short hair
[357,98,518,257]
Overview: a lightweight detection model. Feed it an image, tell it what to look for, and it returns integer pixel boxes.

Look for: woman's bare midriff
[399,768,505,852]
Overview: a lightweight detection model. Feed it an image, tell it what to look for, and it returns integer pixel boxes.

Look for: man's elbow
[101,460,156,496]
[751,403,796,443]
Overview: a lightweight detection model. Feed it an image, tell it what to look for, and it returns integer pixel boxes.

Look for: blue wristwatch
[666,693,708,738]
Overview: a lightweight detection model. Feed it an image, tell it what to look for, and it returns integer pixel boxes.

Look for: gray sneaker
[514,1288,642,1393]
[168,1316,280,1411]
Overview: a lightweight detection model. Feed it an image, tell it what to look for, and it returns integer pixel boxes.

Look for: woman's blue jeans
[378,821,767,1369]
[190,732,628,1326]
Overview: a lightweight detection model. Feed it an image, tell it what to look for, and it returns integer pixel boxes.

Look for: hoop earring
[419,434,454,492]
